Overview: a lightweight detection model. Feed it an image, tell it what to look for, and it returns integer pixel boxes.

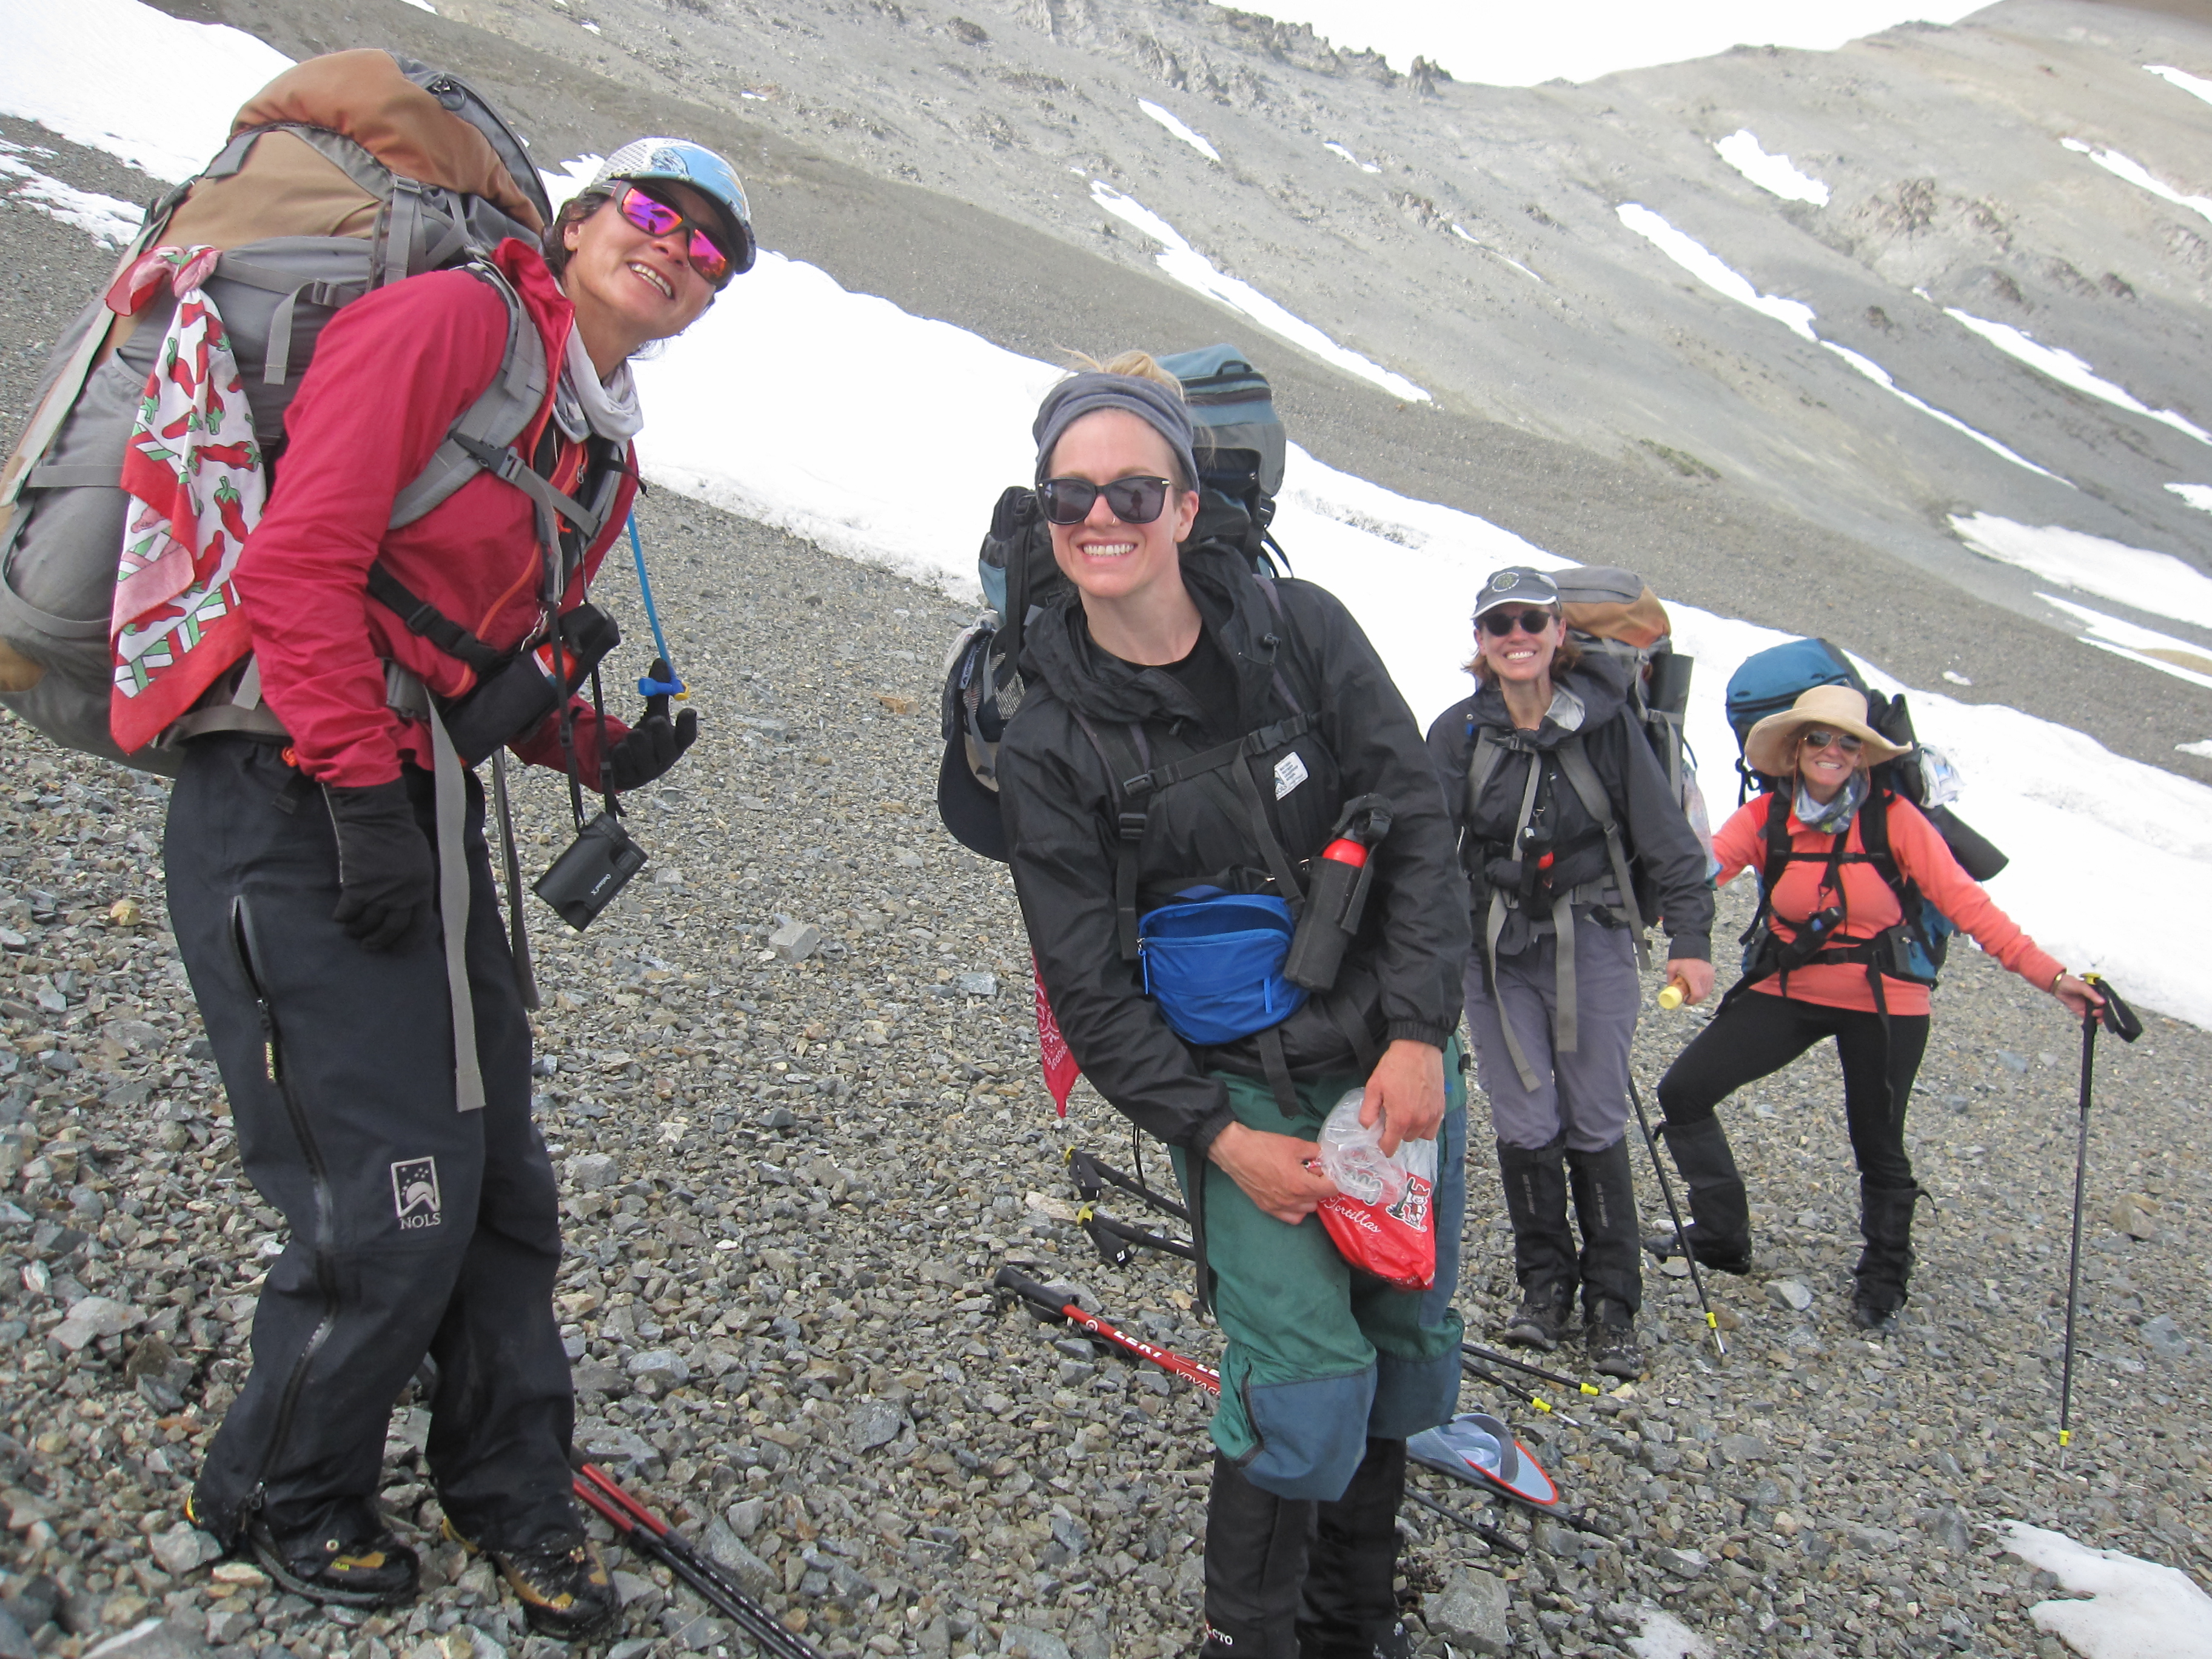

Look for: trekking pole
[993,1266,1221,1395]
[1463,1343,1603,1398]
[571,1460,823,1659]
[1627,1076,1725,1359]
[2057,976,2143,1458]
[1401,1488,1527,1558]
[1461,1355,1585,1428]
[625,514,686,699]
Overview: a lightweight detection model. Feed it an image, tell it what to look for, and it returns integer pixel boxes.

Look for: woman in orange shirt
[1645,685,2103,1329]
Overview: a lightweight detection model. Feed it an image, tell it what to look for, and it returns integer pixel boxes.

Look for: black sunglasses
[1038,476,1173,526]
[1801,728,1864,754]
[1478,607,1558,638]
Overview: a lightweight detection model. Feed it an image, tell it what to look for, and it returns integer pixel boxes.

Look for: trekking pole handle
[2083,974,2143,1043]
[1657,978,1687,1011]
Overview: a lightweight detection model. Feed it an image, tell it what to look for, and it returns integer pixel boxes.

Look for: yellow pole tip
[2059,1430,2071,1446]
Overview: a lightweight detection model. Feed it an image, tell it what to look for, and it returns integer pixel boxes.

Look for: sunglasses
[1800,728,1864,754]
[1478,607,1558,638]
[613,184,734,286]
[1038,475,1174,526]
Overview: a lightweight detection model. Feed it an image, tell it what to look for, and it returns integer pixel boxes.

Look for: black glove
[324,780,435,951]
[603,659,699,792]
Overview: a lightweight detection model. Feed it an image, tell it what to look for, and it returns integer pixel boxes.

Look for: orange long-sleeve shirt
[1713,793,2063,1016]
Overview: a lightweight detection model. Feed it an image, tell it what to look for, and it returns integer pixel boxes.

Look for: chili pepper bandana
[108,244,263,753]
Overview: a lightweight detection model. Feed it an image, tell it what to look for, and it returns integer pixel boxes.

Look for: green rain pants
[1171,1039,1467,1503]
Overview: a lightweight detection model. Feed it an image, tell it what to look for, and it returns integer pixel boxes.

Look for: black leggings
[1656,990,1931,1190]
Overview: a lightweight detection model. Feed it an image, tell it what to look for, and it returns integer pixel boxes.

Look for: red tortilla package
[1313,1090,1437,1290]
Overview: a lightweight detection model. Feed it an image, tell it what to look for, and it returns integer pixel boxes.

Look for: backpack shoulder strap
[389,261,556,531]
[1554,732,1649,965]
[1251,575,1317,717]
[1070,711,1151,964]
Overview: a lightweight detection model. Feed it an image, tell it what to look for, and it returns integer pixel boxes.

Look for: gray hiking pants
[1463,923,1639,1153]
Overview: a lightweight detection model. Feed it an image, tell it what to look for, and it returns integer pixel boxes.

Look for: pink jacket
[1712,792,2062,1016]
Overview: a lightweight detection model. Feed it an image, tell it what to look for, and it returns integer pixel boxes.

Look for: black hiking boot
[492,1535,617,1641]
[1503,1280,1576,1352]
[1497,1136,1577,1352]
[245,1516,419,1609]
[1566,1136,1643,1321]
[1641,1117,1753,1274]
[1852,1183,1922,1332]
[1583,1298,1645,1381]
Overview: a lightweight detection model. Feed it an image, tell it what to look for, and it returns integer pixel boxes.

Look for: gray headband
[1032,372,1201,494]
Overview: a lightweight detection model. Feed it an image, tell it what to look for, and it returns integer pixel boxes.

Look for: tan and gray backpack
[0,50,560,773]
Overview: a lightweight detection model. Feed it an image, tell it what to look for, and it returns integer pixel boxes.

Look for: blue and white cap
[1473,565,1560,617]
[586,138,756,275]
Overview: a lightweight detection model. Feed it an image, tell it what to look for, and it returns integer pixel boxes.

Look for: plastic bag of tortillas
[1313,1088,1437,1290]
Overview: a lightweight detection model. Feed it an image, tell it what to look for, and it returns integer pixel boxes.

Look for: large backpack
[1721,636,2008,992]
[940,347,1289,860]
[0,50,565,775]
[1552,564,1711,879]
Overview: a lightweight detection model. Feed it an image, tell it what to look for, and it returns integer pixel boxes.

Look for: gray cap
[1473,566,1561,617]
[1033,372,1201,494]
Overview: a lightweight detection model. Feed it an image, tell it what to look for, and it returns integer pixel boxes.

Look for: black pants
[1655,991,1930,1190]
[166,736,576,1551]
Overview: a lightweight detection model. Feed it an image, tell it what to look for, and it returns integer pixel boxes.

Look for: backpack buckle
[1117,811,1148,843]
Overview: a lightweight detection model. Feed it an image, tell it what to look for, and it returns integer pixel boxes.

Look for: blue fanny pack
[1139,890,1309,1047]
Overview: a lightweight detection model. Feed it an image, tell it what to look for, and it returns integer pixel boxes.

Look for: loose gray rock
[702,1521,777,1597]
[2140,1313,2193,1359]
[82,1621,213,1659]
[1424,1567,1509,1655]
[1928,1505,1972,1554]
[625,1349,691,1387]
[953,972,997,997]
[0,1608,31,1659]
[1765,1279,1814,1312]
[848,1399,904,1452]
[725,1496,765,1538]
[999,1627,1071,1659]
[565,1153,619,1191]
[769,921,823,963]
[148,1522,220,1577]
[50,1295,138,1350]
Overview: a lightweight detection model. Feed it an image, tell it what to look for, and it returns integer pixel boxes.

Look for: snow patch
[1450,224,1544,283]
[1089,181,1430,401]
[2037,594,2212,693]
[1952,512,2212,632]
[1714,129,1829,205]
[1322,141,1381,173]
[2000,1522,2212,1659]
[2168,483,2212,513]
[0,0,292,183]
[2061,136,2212,230]
[2147,64,2212,107]
[1618,204,2063,480]
[1945,308,2211,444]
[1617,203,1815,338]
[2182,740,2212,760]
[1625,1606,1714,1659]
[0,146,142,246]
[1819,340,2066,481]
[1138,100,1221,163]
[1942,670,1972,685]
[398,0,439,11]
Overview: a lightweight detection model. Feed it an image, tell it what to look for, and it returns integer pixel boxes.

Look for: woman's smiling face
[1044,409,1200,609]
[1475,605,1563,686]
[1796,727,1865,803]
[562,180,722,353]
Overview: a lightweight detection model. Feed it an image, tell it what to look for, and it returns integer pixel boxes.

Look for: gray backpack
[0,49,563,774]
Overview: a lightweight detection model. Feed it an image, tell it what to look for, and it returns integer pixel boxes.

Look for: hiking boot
[1583,1298,1645,1381]
[1502,1280,1575,1352]
[1641,1117,1752,1274]
[490,1534,617,1640]
[246,1517,419,1609]
[1566,1138,1643,1321]
[1851,1183,1922,1332]
[1496,1135,1576,1352]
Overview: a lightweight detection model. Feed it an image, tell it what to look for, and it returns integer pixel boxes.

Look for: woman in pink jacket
[1644,685,2103,1329]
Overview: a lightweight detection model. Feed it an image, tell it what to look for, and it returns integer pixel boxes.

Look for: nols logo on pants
[391,1158,442,1230]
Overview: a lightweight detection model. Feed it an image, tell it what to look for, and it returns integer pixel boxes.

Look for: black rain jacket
[1424,658,1714,962]
[998,546,1467,1161]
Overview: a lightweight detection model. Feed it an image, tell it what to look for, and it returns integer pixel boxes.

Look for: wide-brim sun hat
[585,138,756,275]
[1743,683,1911,777]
